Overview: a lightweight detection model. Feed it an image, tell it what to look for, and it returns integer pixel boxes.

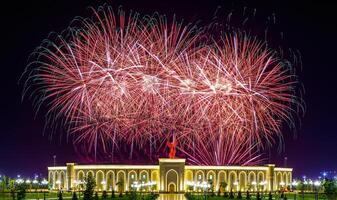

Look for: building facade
[48,158,292,193]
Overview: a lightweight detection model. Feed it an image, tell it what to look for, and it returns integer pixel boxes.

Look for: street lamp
[233,181,239,192]
[56,180,61,190]
[291,180,298,191]
[322,172,327,178]
[259,181,266,192]
[313,181,321,200]
[252,181,257,191]
[41,179,48,185]
[101,180,106,191]
[16,177,24,184]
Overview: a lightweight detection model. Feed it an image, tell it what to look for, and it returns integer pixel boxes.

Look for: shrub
[83,174,96,200]
[94,192,99,200]
[102,191,108,200]
[16,183,27,200]
[224,191,229,198]
[111,190,115,199]
[237,191,242,199]
[57,191,63,200]
[246,191,250,200]
[268,192,272,200]
[229,190,234,199]
[256,192,261,200]
[72,192,78,200]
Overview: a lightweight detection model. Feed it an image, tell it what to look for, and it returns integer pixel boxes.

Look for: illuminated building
[48,158,292,192]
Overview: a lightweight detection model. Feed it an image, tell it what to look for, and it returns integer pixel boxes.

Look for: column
[66,163,75,191]
[266,164,275,191]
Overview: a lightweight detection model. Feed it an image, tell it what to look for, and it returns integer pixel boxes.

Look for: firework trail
[22,6,302,165]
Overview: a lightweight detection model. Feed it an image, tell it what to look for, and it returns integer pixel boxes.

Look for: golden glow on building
[48,159,292,193]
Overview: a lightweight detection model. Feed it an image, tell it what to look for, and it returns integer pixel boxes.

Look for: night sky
[0,0,336,178]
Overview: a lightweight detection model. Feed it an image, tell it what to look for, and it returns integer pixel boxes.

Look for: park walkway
[158,193,187,200]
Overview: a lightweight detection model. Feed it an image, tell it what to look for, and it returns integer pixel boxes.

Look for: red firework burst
[22,7,302,165]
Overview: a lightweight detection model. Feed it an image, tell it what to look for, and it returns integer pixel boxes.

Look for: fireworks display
[22,6,302,165]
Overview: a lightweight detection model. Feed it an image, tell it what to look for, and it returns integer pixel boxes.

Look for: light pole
[53,155,57,167]
[252,181,257,192]
[314,181,320,200]
[234,181,239,192]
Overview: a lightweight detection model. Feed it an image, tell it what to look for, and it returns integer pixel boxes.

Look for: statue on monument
[166,135,178,159]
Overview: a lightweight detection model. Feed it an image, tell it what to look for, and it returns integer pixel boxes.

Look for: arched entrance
[168,182,176,193]
[166,169,178,193]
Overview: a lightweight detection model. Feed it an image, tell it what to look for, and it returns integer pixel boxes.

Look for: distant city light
[314,181,321,186]
[41,179,49,185]
[292,180,298,186]
[15,178,24,184]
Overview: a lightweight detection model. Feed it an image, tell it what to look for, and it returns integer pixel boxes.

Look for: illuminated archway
[283,173,288,186]
[77,170,85,190]
[228,171,237,191]
[218,171,227,191]
[257,172,265,191]
[287,172,292,187]
[150,170,159,191]
[248,171,256,191]
[207,170,216,191]
[117,170,126,192]
[106,171,115,191]
[128,170,137,190]
[185,170,193,190]
[59,171,66,190]
[165,169,178,192]
[276,172,282,189]
[96,170,105,191]
[140,170,149,182]
[87,170,94,178]
[195,170,205,182]
[239,171,247,191]
[77,170,85,182]
[168,182,176,193]
[49,171,55,189]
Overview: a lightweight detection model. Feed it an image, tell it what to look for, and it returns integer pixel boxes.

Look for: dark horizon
[0,0,336,179]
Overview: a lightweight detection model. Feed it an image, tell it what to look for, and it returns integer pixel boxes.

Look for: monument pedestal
[159,158,185,193]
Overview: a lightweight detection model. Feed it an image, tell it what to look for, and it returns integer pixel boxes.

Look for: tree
[102,191,108,200]
[16,183,27,200]
[129,191,137,200]
[237,190,242,199]
[58,191,63,200]
[268,192,272,200]
[83,174,96,200]
[111,190,115,199]
[256,192,261,200]
[94,192,99,200]
[208,179,214,193]
[323,179,337,200]
[116,179,124,195]
[246,191,251,200]
[220,182,228,194]
[229,189,235,199]
[72,192,78,200]
[224,191,229,198]
[280,192,284,199]
[188,185,194,192]
[296,181,304,192]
